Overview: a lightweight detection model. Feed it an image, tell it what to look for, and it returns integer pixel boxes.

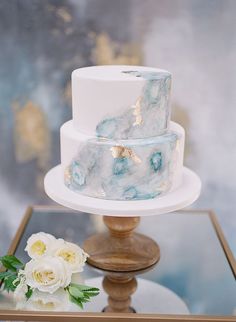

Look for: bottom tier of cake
[60,121,185,200]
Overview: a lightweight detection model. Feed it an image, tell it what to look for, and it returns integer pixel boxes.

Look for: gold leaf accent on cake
[110,146,141,164]
[176,139,181,153]
[64,166,72,184]
[159,182,169,191]
[131,97,143,126]
[64,81,72,105]
[98,137,109,142]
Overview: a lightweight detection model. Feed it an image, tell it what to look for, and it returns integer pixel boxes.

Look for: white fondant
[72,65,171,136]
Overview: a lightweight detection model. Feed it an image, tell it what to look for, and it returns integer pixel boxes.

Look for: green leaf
[69,294,84,309]
[25,286,33,300]
[0,256,24,272]
[68,285,84,298]
[82,287,100,292]
[69,283,83,290]
[79,297,90,303]
[2,274,18,292]
[83,291,100,297]
[81,292,90,300]
[70,283,100,294]
[0,271,13,280]
[67,283,100,309]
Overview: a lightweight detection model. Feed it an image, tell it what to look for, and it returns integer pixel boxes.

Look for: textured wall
[0,0,235,255]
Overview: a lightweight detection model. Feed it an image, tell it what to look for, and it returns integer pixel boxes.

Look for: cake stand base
[83,216,160,272]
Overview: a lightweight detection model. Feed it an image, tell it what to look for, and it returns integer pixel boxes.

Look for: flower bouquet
[0,232,99,310]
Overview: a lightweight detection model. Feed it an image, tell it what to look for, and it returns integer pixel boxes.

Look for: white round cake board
[82,277,190,314]
[44,165,201,217]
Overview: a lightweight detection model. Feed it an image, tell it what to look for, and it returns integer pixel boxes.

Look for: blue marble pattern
[150,151,162,172]
[96,70,171,139]
[113,158,130,176]
[71,161,86,186]
[65,69,176,200]
[65,132,180,200]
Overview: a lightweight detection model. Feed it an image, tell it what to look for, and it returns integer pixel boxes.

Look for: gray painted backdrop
[0,0,235,256]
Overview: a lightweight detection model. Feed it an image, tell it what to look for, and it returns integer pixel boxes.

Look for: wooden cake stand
[44,165,201,273]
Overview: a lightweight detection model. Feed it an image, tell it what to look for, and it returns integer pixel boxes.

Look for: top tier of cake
[72,65,171,139]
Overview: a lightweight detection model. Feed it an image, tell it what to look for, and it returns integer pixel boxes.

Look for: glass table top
[0,206,235,321]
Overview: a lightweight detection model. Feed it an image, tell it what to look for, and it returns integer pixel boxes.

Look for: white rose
[25,289,69,311]
[53,240,89,273]
[24,257,72,293]
[25,232,56,259]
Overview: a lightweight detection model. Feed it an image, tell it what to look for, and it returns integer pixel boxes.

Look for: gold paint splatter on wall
[12,101,51,189]
[46,4,72,23]
[63,33,142,103]
[47,4,73,37]
[56,7,72,23]
[91,33,142,65]
[64,81,72,105]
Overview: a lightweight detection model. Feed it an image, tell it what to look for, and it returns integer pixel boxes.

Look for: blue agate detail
[95,70,171,139]
[123,186,160,200]
[123,186,138,200]
[150,152,162,172]
[113,158,129,176]
[137,192,160,200]
[124,70,171,110]
[96,118,117,138]
[64,129,180,200]
[71,160,86,186]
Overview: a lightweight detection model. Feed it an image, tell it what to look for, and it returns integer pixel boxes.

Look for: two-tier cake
[60,65,185,200]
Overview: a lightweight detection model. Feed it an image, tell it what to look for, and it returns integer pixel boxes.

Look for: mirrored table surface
[0,206,235,321]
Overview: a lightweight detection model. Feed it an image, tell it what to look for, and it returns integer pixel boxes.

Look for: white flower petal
[53,241,89,273]
[25,232,56,259]
[25,289,69,311]
[24,257,72,293]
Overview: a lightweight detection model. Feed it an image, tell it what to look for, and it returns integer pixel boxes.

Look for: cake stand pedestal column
[83,216,160,272]
[97,264,156,313]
